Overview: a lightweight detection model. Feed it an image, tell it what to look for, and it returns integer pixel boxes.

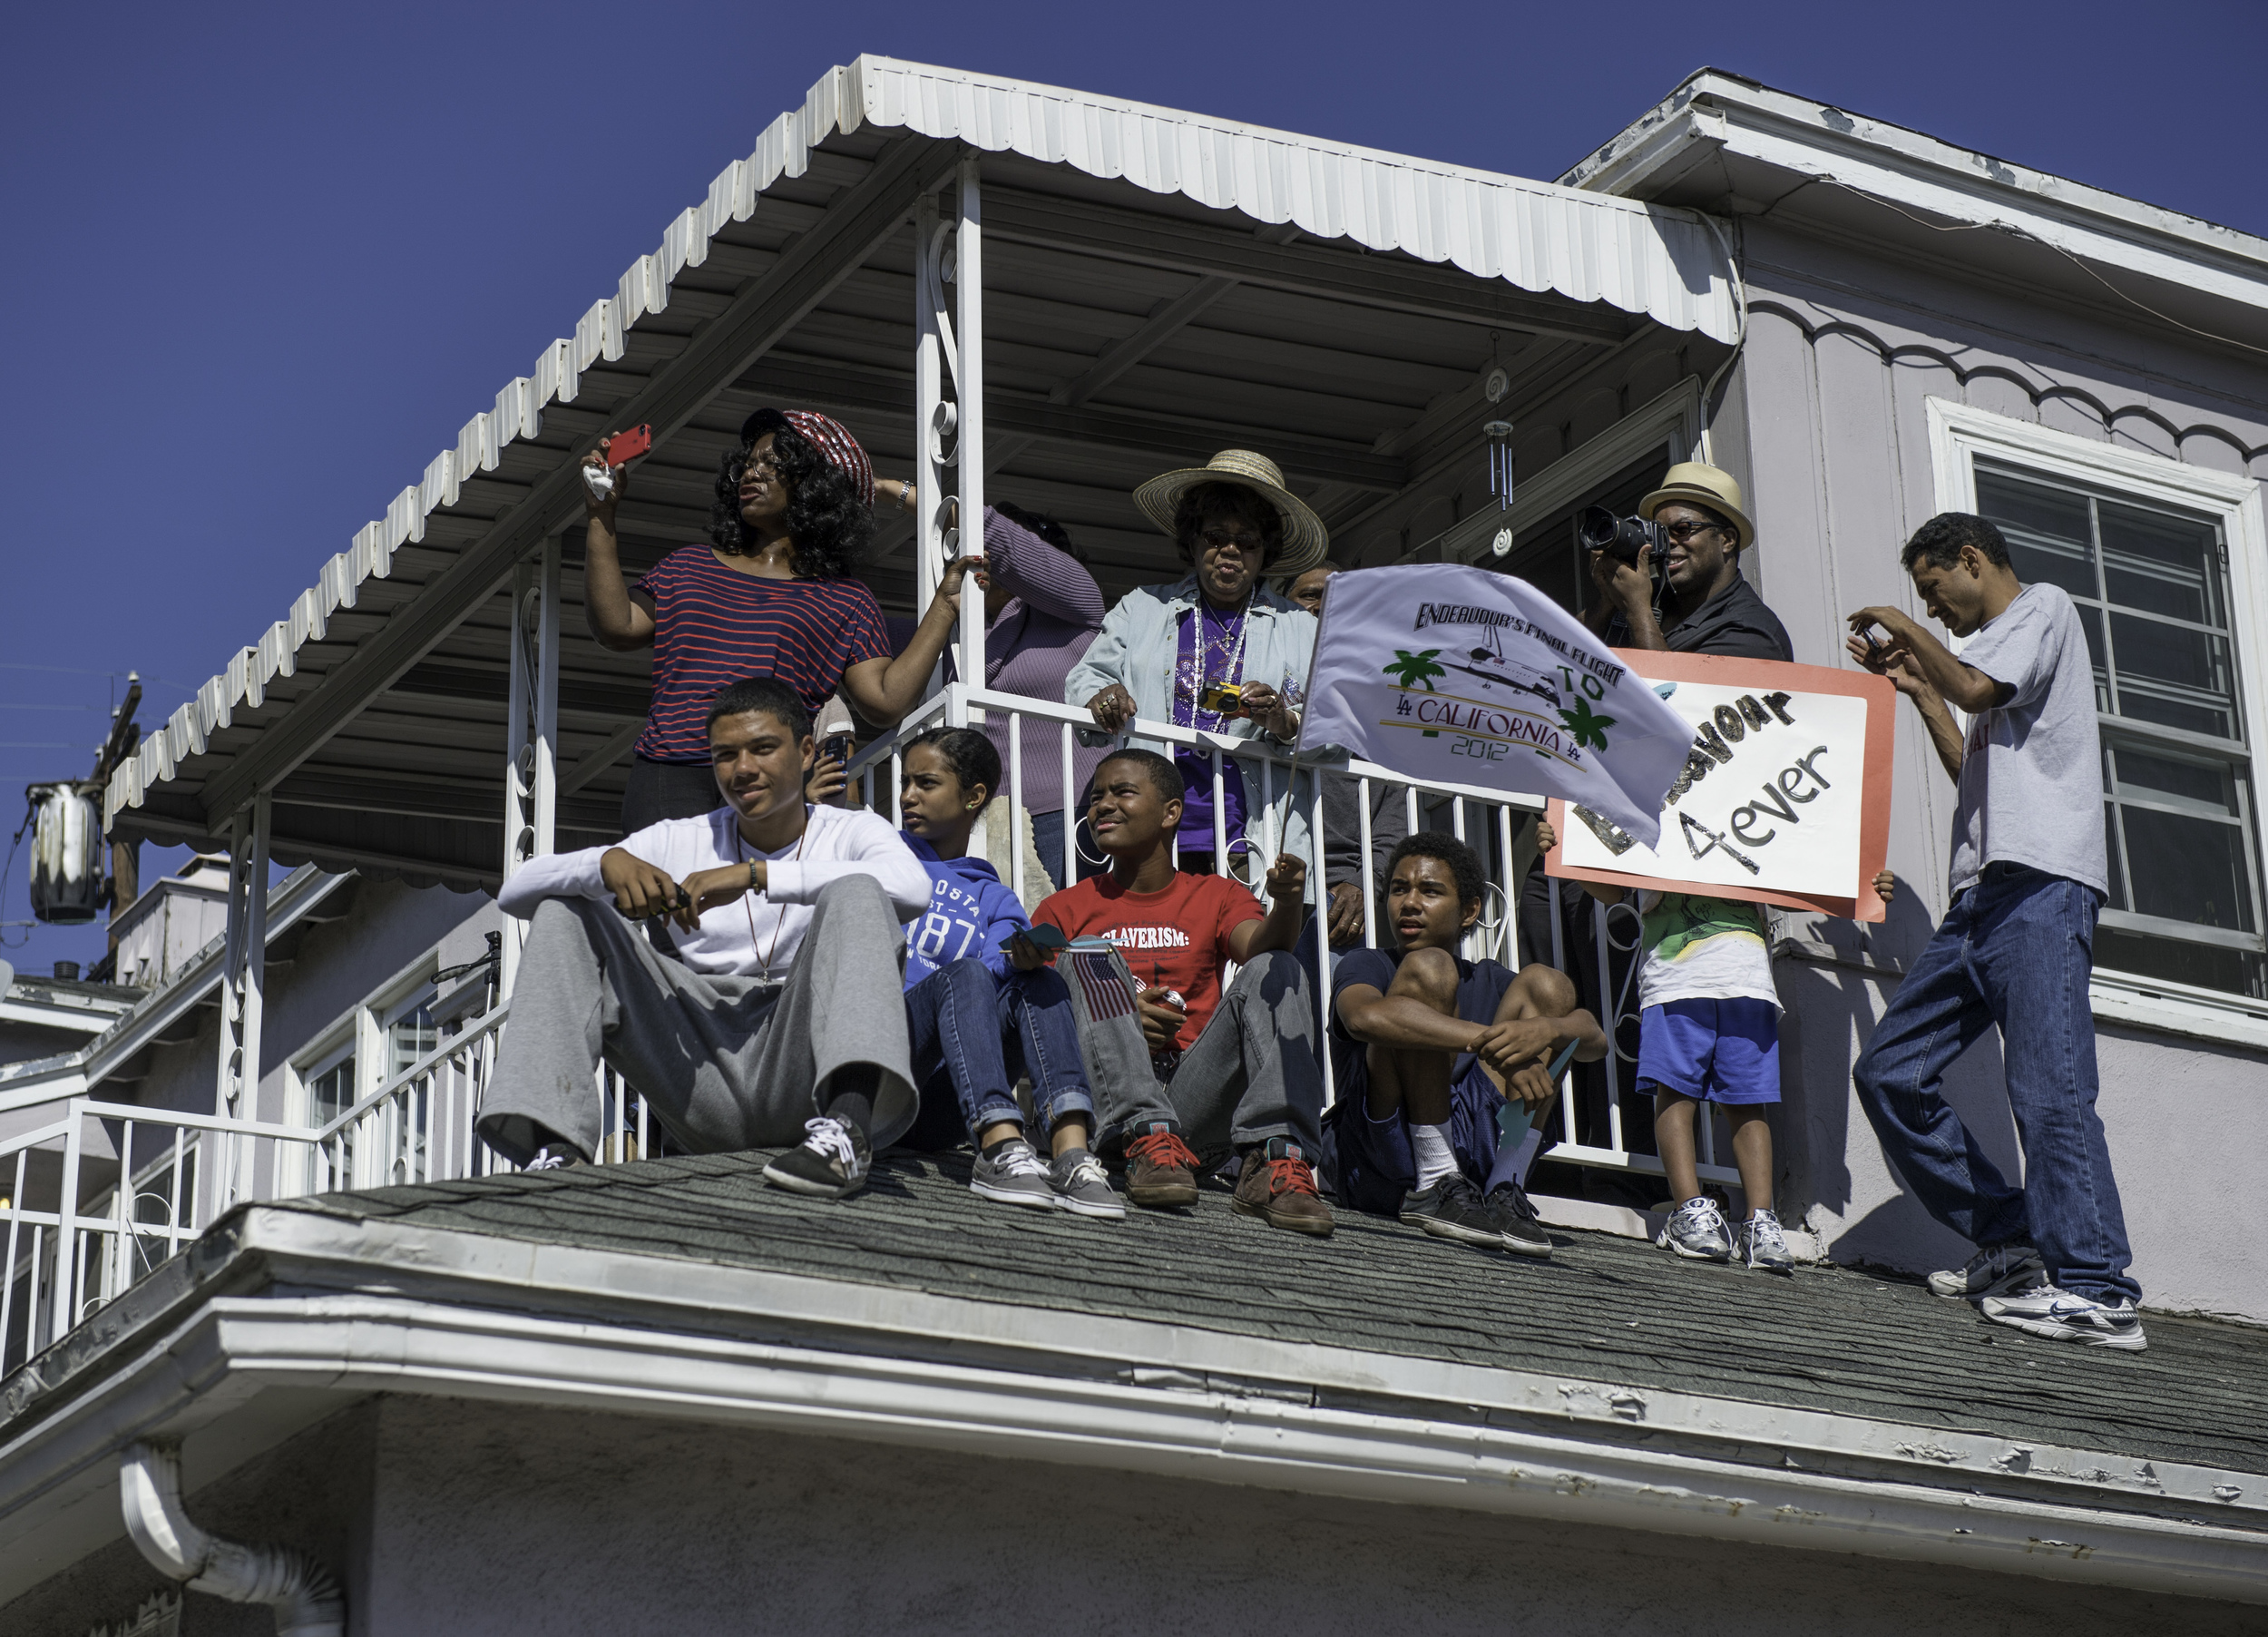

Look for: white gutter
[121,1442,342,1636]
[0,1208,2259,1607]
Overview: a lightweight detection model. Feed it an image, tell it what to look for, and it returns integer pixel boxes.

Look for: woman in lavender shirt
[876,488,1107,888]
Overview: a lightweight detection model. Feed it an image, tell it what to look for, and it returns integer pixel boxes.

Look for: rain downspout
[120,1443,344,1637]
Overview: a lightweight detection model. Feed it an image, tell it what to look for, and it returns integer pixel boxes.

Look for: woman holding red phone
[582,407,975,831]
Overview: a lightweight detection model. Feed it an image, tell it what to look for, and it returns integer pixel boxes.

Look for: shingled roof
[3,1150,2263,1606]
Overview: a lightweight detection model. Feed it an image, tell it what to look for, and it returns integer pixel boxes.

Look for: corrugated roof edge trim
[108,54,1738,831]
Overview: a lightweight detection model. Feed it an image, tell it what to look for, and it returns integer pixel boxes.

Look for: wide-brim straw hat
[1639,462,1755,552]
[1134,449,1331,578]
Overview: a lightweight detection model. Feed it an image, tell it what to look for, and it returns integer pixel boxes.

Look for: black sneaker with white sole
[1400,1174,1502,1248]
[762,1115,873,1199]
[523,1142,585,1171]
[1483,1181,1553,1258]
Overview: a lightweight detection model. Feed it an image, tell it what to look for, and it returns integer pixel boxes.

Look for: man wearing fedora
[1568,461,1803,1271]
[1582,462,1792,662]
[1066,448,1330,873]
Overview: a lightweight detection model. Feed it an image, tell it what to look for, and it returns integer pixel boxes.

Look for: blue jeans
[901,959,1095,1149]
[1851,864,2137,1304]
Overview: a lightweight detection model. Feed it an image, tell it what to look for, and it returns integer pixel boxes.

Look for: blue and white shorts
[1635,997,1781,1105]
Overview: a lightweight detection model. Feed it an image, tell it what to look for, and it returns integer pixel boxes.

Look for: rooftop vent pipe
[120,1443,343,1637]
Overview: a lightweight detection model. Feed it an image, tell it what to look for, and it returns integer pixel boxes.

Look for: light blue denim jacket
[1063,575,1321,865]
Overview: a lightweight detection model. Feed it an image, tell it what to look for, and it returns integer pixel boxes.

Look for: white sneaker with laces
[1661,1197,1732,1262]
[1739,1209,1795,1274]
[1980,1284,2147,1351]
[1927,1241,2045,1300]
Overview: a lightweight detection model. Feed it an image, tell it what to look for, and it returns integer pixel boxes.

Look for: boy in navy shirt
[1322,832,1607,1257]
[896,728,1119,1219]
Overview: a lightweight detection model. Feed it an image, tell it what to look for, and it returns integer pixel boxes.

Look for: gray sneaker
[970,1136,1058,1211]
[1980,1284,2147,1351]
[1927,1240,2045,1300]
[1050,1149,1127,1220]
[1738,1209,1795,1274]
[1662,1196,1733,1262]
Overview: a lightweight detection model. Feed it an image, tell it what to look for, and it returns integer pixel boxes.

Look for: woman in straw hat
[1065,449,1328,874]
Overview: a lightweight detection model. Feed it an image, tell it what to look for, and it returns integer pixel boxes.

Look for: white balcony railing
[0,682,1742,1375]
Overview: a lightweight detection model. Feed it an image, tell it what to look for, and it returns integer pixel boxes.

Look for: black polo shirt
[1606,570,1791,664]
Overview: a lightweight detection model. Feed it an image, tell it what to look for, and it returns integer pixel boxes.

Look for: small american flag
[1069,949,1136,1023]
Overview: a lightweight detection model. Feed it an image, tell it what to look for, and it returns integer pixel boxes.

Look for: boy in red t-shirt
[1034,750,1331,1235]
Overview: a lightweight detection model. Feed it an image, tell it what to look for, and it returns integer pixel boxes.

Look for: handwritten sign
[1547,652,1895,922]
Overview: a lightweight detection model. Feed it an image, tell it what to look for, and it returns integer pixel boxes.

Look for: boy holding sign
[1321,833,1607,1257]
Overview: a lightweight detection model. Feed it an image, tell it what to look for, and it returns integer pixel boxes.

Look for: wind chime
[1481,361,1516,557]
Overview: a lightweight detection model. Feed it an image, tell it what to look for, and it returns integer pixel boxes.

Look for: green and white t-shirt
[1636,892,1780,1012]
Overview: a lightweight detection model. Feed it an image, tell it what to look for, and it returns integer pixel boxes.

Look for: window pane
[2110,745,2237,815]
[308,1058,356,1126]
[2098,498,2220,626]
[2103,808,2126,911]
[2096,926,2265,1001]
[2118,806,2256,934]
[1978,470,2097,600]
[388,1003,437,1082]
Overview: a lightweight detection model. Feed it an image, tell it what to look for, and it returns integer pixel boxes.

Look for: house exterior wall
[1725,221,2268,1321]
[105,877,495,1128]
[6,1395,2256,1637]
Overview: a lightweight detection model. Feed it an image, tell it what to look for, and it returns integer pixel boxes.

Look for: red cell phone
[601,425,652,466]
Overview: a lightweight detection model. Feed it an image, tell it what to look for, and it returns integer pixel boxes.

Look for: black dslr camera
[1577,505,1663,566]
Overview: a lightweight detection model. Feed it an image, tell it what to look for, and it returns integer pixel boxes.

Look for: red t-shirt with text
[1033,872,1263,1051]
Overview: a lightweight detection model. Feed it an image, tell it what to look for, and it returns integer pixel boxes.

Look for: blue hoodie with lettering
[900,832,1031,988]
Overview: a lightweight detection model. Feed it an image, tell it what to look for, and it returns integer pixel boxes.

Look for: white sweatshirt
[497,806,930,978]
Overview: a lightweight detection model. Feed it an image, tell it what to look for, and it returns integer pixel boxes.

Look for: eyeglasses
[1659,520,1725,544]
[739,456,788,481]
[1198,528,1267,554]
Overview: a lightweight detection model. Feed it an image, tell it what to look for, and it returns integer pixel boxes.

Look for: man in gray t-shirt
[1846,513,2142,1352]
[1945,583,2107,897]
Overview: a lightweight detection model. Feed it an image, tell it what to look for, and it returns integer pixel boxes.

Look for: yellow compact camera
[1197,681,1245,715]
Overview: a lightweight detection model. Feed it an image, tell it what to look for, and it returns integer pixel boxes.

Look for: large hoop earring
[1074,824,1110,867]
[1474,881,1509,936]
[1222,836,1264,888]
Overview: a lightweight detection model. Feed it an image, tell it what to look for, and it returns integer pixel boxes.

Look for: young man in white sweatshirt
[474,676,932,1199]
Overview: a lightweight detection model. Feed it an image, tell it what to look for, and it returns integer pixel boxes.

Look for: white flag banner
[1296,564,1695,848]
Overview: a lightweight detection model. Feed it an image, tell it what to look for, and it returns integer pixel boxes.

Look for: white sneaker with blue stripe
[1980,1284,2147,1351]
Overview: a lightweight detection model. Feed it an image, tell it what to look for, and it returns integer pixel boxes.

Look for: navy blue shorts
[1635,997,1781,1104]
[1318,1061,1503,1217]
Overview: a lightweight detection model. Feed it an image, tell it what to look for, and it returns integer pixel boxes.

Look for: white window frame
[1927,395,2268,1049]
[286,950,442,1127]
[1436,378,1704,564]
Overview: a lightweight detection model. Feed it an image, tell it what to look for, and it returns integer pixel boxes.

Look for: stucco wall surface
[1727,221,2268,1319]
[345,1397,2258,1636]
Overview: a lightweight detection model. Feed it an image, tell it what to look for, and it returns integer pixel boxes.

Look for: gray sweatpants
[1061,946,1325,1158]
[475,876,915,1163]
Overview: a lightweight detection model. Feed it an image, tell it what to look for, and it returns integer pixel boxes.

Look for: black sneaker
[761,1115,873,1199]
[1399,1174,1501,1248]
[524,1142,585,1171]
[1484,1181,1553,1258]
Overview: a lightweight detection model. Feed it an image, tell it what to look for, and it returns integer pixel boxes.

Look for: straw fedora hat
[1133,449,1331,577]
[1639,462,1755,552]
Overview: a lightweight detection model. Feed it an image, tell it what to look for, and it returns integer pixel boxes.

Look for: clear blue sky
[5,0,2263,980]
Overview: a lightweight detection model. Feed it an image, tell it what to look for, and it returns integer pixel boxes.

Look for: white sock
[1411,1122,1458,1190]
[1488,1127,1543,1194]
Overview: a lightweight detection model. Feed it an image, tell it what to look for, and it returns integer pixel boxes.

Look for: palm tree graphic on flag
[1383,649,1448,735]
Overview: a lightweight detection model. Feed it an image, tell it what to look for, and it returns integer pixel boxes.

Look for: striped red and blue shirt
[631,547,890,763]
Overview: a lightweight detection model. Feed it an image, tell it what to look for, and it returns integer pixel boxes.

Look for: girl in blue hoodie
[896,728,1121,1219]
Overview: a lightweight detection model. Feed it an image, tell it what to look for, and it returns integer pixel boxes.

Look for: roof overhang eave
[104,54,1738,848]
[0,1204,2260,1609]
